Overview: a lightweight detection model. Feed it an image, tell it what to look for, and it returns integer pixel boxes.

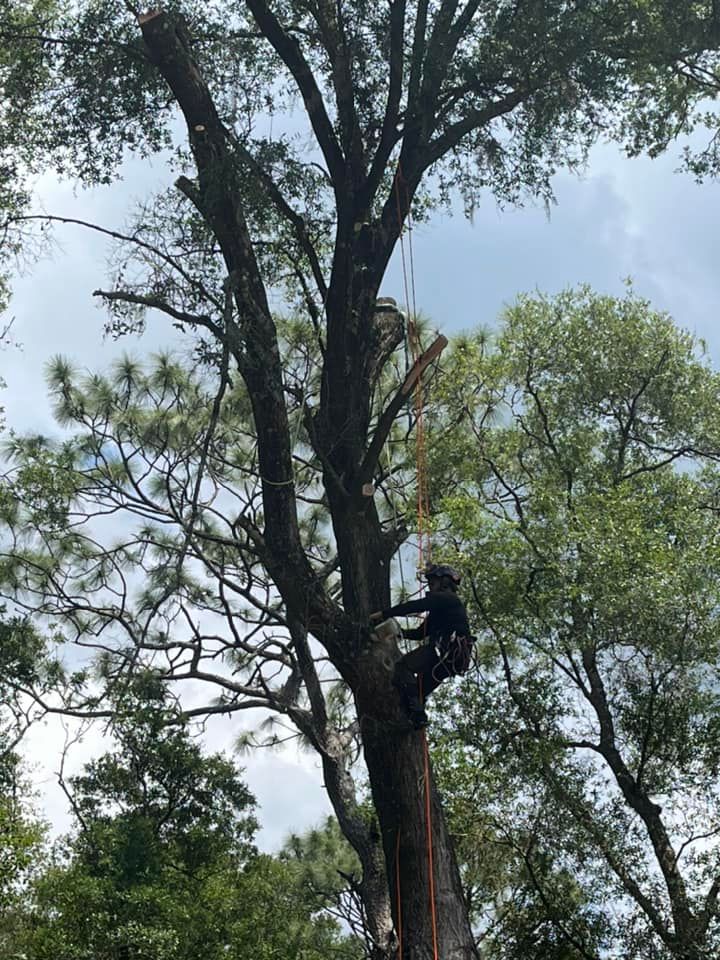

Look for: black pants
[393,642,453,710]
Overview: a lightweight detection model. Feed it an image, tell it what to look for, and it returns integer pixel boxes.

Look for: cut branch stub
[399,334,448,397]
[358,333,448,491]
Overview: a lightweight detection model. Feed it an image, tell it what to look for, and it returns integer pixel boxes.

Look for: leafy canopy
[15,674,361,960]
[426,287,720,958]
[1,1,720,320]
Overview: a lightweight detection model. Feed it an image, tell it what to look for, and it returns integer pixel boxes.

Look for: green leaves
[5,676,361,960]
[2,0,720,315]
[427,287,720,956]
[1,0,720,950]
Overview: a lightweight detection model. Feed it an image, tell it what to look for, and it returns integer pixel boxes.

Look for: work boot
[393,662,427,728]
[402,686,428,729]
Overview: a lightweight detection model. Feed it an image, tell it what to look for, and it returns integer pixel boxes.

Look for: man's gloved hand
[369,611,384,624]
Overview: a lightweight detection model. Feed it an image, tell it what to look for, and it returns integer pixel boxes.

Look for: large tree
[0,620,48,960]
[2,3,720,957]
[425,287,720,959]
[0,750,44,960]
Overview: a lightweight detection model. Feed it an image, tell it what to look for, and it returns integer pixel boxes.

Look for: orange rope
[423,729,440,960]
[414,351,431,567]
[394,165,432,569]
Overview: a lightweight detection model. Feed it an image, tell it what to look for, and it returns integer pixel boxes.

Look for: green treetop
[426,286,720,959]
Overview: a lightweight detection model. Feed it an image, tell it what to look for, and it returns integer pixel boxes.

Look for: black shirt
[382,591,470,643]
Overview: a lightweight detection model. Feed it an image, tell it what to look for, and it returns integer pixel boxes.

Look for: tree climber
[370,564,475,729]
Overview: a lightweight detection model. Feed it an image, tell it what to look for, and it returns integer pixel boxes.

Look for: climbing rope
[394,164,432,570]
[395,829,404,960]
[422,728,440,960]
[410,315,432,569]
[382,415,408,599]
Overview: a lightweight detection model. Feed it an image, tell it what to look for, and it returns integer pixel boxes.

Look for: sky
[5,129,720,851]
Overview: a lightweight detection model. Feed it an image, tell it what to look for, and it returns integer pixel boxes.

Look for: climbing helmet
[423,563,462,586]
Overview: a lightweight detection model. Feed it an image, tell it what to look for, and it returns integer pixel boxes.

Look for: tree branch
[357,334,447,491]
[364,0,406,201]
[422,89,527,167]
[407,0,429,115]
[137,9,343,637]
[222,131,328,301]
[241,0,346,189]
[475,595,673,946]
[699,873,720,935]
[580,643,694,937]
[9,213,223,310]
[419,0,461,106]
[308,0,363,173]
[93,288,223,337]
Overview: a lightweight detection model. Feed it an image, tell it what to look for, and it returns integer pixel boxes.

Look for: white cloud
[385,139,720,359]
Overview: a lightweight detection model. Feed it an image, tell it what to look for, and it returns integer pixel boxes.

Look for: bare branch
[93,288,223,336]
[9,213,223,310]
[241,0,346,189]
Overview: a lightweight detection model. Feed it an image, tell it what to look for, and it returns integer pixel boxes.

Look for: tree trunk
[355,623,477,960]
[321,363,477,959]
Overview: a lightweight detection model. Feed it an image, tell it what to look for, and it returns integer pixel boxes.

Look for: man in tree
[371,564,473,729]
[3,3,720,958]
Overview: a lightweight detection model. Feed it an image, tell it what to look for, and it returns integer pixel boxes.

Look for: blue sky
[6,133,720,849]
[386,141,720,357]
[7,136,720,438]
